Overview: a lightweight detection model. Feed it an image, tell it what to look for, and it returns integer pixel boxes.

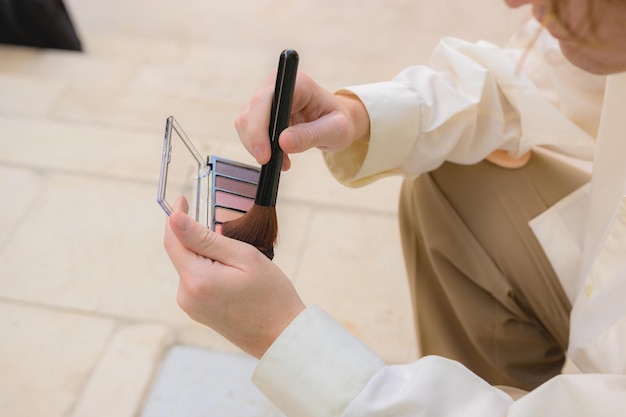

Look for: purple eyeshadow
[215,161,260,183]
[215,190,254,212]
[215,207,245,223]
[209,157,260,233]
[215,175,257,198]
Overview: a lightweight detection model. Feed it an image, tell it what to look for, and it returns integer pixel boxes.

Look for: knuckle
[196,228,219,253]
[242,243,263,259]
[298,72,313,89]
[323,112,350,149]
[249,88,269,108]
[234,113,246,132]
[176,285,192,313]
[334,113,350,139]
[302,125,319,149]
[176,288,202,323]
[178,271,211,305]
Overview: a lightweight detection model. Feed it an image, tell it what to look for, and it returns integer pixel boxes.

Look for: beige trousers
[398,150,590,390]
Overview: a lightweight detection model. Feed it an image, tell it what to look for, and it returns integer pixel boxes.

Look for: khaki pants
[398,151,590,390]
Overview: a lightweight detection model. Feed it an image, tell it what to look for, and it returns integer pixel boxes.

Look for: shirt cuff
[323,81,421,187]
[252,305,385,417]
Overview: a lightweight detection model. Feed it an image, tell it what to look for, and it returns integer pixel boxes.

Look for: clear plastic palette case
[157,116,261,233]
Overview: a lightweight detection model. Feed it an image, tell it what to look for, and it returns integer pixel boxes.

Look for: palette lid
[157,116,210,227]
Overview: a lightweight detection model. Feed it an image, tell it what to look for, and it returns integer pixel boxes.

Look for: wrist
[245,301,307,360]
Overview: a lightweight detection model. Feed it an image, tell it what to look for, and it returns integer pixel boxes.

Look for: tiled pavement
[0,1,528,416]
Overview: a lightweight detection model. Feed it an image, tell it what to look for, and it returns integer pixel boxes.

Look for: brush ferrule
[255,150,283,206]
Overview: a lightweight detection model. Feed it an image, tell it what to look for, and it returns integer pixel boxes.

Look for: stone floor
[0,1,529,416]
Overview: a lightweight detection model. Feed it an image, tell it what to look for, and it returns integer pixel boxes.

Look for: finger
[236,85,275,165]
[279,111,350,154]
[164,196,189,253]
[234,102,269,165]
[173,196,189,213]
[169,210,255,267]
[163,196,191,267]
[163,208,201,278]
[281,154,291,171]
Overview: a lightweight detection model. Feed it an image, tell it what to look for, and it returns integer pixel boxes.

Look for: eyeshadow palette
[158,116,260,232]
[209,156,260,233]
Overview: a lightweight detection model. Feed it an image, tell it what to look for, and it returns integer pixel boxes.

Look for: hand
[163,198,306,359]
[235,72,371,170]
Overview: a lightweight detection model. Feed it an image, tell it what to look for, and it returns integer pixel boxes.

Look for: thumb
[169,211,244,265]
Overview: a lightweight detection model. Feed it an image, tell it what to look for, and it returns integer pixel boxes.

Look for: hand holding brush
[221,49,299,259]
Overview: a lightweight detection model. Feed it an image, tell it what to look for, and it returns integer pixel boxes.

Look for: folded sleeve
[324,32,596,188]
[323,81,422,187]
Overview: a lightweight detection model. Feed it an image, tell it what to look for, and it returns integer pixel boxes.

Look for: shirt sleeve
[252,306,385,417]
[324,27,596,188]
[253,306,626,417]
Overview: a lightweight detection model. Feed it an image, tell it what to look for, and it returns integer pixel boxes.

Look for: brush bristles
[220,205,278,259]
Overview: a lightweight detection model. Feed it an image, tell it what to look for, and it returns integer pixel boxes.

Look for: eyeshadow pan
[215,175,257,199]
[215,190,254,212]
[207,155,260,233]
[215,161,260,183]
[215,207,245,223]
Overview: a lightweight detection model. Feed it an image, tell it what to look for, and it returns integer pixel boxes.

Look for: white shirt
[252,21,626,416]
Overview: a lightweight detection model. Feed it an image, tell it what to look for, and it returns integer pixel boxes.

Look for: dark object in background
[0,0,82,51]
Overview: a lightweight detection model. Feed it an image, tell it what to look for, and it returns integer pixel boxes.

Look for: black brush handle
[254,49,299,207]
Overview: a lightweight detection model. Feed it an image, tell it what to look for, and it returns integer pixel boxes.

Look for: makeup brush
[221,49,299,259]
